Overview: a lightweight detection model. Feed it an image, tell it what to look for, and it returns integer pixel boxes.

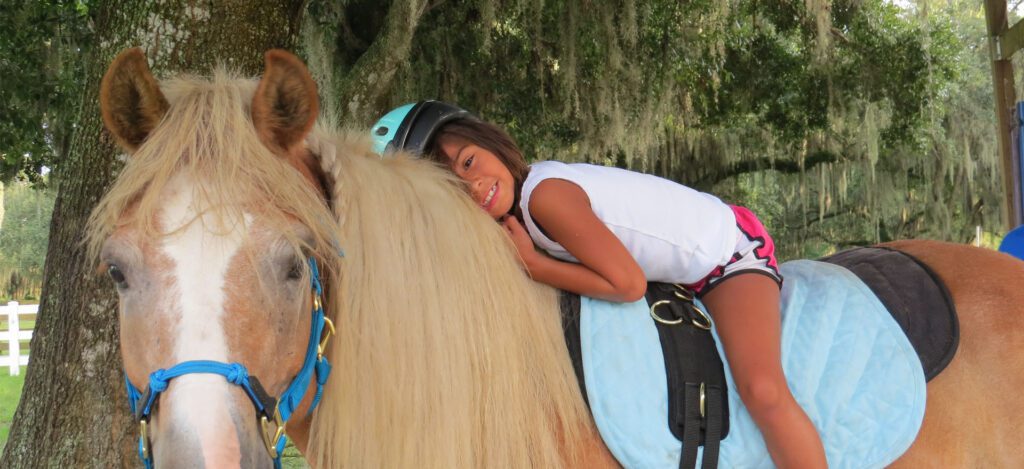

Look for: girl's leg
[700,273,827,469]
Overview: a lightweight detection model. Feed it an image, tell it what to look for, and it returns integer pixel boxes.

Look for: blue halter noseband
[125,257,334,469]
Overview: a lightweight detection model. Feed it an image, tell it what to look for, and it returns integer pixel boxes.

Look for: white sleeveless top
[519,161,738,284]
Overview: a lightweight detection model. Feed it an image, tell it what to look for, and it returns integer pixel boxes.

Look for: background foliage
[305,0,1005,259]
[0,0,88,184]
[0,182,54,301]
[0,0,1011,272]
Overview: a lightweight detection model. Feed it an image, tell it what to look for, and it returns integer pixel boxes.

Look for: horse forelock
[87,68,341,275]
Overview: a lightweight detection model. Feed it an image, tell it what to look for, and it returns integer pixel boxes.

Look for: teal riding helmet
[370,101,476,155]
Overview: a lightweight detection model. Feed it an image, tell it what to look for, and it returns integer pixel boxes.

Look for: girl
[372,101,827,468]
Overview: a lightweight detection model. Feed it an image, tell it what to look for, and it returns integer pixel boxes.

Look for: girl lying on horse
[373,101,827,468]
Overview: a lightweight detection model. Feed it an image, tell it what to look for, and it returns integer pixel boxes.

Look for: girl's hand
[501,216,538,273]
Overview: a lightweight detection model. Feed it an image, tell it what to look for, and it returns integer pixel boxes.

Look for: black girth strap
[646,283,729,469]
[558,283,729,469]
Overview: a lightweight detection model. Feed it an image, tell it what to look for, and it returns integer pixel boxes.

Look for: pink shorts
[684,205,783,297]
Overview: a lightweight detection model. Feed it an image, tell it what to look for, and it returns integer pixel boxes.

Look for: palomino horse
[90,48,1024,468]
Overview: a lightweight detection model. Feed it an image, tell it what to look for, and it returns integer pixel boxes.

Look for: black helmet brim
[389,101,476,156]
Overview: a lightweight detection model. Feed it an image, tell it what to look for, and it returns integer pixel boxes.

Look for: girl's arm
[505,178,647,302]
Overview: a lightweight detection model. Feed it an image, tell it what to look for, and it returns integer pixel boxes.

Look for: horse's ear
[99,48,169,153]
[252,50,319,153]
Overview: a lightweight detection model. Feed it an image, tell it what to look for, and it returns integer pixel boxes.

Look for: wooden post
[984,0,1024,230]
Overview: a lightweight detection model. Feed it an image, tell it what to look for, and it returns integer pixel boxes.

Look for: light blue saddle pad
[581,260,926,468]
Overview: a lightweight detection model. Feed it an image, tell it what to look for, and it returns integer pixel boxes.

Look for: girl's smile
[481,182,499,210]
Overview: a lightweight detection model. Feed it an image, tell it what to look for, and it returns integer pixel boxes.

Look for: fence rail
[2,301,37,376]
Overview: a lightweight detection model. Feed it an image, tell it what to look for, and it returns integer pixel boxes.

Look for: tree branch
[805,207,859,226]
[697,149,840,186]
[830,26,851,44]
[423,0,449,17]
[335,0,429,126]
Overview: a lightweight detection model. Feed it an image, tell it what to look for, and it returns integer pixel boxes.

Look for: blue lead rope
[125,257,333,469]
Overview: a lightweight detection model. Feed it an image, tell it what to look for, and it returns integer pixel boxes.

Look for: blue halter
[125,257,334,469]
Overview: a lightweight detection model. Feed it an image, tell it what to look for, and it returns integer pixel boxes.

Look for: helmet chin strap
[124,257,334,469]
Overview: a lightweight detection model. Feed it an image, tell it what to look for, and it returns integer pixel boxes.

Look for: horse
[89,48,1024,468]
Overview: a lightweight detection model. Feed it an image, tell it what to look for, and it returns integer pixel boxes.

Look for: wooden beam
[984,0,1024,229]
[996,18,1024,60]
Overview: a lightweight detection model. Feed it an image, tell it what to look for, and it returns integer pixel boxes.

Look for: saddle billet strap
[679,383,702,469]
[678,382,724,469]
[701,385,724,469]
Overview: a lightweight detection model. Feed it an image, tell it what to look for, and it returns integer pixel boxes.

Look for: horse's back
[884,240,1024,468]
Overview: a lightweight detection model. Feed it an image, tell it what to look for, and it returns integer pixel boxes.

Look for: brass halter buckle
[314,289,335,361]
[317,317,336,361]
[313,294,322,312]
[139,419,152,460]
[259,406,287,459]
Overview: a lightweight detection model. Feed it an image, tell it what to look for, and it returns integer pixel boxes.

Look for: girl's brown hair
[426,118,530,192]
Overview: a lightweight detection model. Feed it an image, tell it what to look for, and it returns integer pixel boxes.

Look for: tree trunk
[325,0,428,126]
[1,1,305,467]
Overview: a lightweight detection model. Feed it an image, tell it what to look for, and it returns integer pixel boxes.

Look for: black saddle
[820,246,959,381]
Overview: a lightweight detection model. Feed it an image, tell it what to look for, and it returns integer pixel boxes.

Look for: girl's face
[438,137,516,220]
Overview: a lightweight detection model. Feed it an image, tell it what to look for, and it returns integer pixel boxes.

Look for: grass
[0,320,35,332]
[282,443,310,468]
[0,368,27,454]
[0,344,31,357]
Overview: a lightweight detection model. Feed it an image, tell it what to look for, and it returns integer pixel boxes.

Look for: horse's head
[89,48,337,468]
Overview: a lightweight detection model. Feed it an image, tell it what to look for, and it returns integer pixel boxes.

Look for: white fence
[1,301,36,376]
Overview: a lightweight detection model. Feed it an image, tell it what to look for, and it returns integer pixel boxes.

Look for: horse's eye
[286,258,305,281]
[107,264,129,289]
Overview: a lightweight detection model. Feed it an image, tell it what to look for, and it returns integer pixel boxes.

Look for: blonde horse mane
[308,129,592,468]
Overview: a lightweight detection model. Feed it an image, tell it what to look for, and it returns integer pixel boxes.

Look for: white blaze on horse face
[158,174,250,466]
